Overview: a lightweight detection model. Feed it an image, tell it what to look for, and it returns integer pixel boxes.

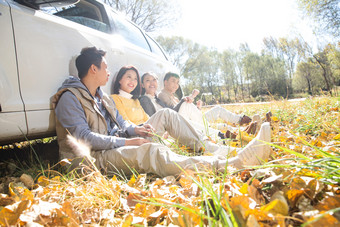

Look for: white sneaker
[237,122,271,166]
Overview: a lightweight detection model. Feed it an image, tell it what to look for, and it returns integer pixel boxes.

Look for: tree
[183,47,222,102]
[221,50,243,102]
[156,36,194,73]
[324,43,340,88]
[294,61,320,95]
[104,0,181,32]
[242,52,289,98]
[297,0,340,37]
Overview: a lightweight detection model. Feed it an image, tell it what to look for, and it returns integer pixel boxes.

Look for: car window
[41,1,110,33]
[110,10,150,51]
[145,34,168,60]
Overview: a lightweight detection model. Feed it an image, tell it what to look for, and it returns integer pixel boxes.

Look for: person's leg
[206,122,271,160]
[218,122,271,167]
[178,102,205,125]
[204,105,242,124]
[187,119,221,141]
[92,123,270,177]
[146,108,205,151]
[91,143,242,177]
[146,109,271,161]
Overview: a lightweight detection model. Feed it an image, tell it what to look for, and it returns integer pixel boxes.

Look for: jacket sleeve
[173,99,185,112]
[156,95,183,113]
[55,91,127,150]
[139,96,156,116]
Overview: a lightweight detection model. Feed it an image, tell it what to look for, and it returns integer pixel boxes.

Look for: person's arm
[172,99,186,112]
[138,100,150,123]
[55,91,127,150]
[139,96,156,116]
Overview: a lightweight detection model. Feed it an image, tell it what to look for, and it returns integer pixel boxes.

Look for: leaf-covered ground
[0,96,339,226]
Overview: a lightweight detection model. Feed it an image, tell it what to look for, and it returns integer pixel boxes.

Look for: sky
[160,0,317,53]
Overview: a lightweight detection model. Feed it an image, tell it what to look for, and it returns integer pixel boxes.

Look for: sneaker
[237,122,271,166]
[244,121,257,135]
[225,130,237,139]
[266,111,272,123]
[239,115,252,125]
[218,131,225,139]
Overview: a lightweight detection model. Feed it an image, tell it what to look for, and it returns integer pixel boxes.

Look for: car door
[0,0,27,144]
[9,0,126,138]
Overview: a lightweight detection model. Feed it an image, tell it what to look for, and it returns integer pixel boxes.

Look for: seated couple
[53,47,271,177]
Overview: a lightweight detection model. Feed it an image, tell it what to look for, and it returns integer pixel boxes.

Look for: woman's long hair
[113,65,141,99]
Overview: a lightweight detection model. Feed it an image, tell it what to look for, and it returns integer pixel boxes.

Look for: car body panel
[0,0,28,140]
[0,0,178,144]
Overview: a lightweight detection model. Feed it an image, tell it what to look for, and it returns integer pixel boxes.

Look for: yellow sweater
[111,94,149,125]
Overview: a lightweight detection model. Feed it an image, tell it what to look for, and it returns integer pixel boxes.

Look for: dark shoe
[239,115,252,125]
[225,130,237,139]
[266,111,272,123]
[245,121,257,135]
[218,131,225,139]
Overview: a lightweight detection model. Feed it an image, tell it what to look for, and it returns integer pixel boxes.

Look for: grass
[1,96,339,226]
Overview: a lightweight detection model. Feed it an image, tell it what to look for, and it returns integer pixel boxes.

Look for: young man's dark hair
[75,47,106,79]
[163,72,179,81]
[112,65,141,99]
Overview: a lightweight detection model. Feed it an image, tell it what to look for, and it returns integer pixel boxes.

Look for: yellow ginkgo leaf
[37,176,50,187]
[128,175,136,187]
[333,134,340,140]
[261,191,288,216]
[239,183,249,195]
[261,199,288,216]
[272,116,279,121]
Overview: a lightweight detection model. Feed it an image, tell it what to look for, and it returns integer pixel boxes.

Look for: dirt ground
[0,138,59,178]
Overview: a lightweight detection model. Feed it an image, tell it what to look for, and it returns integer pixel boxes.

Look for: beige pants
[90,109,271,177]
[91,109,227,177]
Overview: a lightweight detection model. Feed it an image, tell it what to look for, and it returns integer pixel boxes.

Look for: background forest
[104,0,340,104]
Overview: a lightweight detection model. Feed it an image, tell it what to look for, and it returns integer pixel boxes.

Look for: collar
[119,89,133,99]
[146,93,156,99]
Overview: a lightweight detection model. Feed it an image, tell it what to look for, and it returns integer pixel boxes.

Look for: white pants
[178,103,242,137]
[90,109,270,177]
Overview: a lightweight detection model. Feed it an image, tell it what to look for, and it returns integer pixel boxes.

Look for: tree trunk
[313,55,332,96]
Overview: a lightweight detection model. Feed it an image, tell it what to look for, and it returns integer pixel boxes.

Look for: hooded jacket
[52,76,136,159]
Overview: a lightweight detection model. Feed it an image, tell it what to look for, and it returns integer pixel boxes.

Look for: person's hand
[196,100,203,109]
[125,137,150,146]
[190,89,200,99]
[135,124,155,137]
[183,96,194,103]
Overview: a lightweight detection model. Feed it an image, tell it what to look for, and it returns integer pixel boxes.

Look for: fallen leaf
[0,200,30,226]
[261,191,288,216]
[285,189,305,208]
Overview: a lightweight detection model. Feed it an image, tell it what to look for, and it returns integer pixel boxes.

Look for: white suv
[0,0,179,144]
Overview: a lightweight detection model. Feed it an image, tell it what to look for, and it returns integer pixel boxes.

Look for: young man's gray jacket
[52,76,136,159]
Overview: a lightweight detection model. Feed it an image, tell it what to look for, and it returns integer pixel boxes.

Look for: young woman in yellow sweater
[111,65,149,125]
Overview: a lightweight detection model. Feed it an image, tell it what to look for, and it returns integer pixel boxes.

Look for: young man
[52,47,271,177]
[158,72,252,127]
